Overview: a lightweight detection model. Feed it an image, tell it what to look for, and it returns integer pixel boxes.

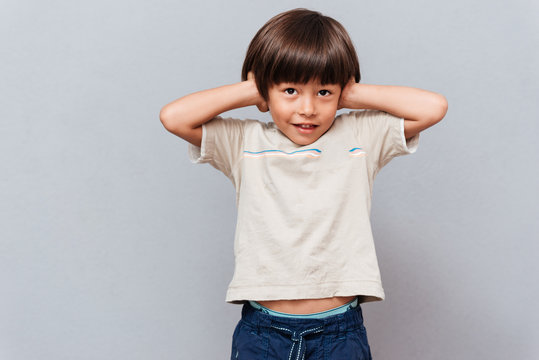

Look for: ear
[257,100,269,112]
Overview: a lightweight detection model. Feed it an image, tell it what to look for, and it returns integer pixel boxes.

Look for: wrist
[342,83,374,110]
[233,79,256,106]
[240,78,267,111]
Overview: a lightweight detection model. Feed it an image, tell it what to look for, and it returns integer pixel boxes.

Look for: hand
[247,71,269,112]
[338,78,358,110]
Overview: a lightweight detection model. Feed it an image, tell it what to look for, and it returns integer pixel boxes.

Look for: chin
[291,137,317,146]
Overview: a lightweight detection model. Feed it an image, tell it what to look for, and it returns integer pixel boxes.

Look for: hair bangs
[268,37,354,87]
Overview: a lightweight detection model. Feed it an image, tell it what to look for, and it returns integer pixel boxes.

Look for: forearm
[160,80,260,132]
[341,83,447,122]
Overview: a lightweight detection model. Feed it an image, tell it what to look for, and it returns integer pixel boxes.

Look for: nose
[298,95,316,116]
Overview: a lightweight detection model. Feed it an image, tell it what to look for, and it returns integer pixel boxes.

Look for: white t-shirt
[188,110,419,304]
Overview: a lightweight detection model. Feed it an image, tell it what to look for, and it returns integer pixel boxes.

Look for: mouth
[292,123,318,134]
[293,123,318,129]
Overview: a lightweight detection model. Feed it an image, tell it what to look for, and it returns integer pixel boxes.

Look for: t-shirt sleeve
[187,116,245,179]
[350,109,420,172]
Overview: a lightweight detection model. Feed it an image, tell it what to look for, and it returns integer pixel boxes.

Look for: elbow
[425,94,448,126]
[159,106,192,138]
[433,94,448,124]
[160,105,184,134]
[159,106,173,130]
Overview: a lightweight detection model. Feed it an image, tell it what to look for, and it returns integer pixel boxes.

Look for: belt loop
[256,313,262,335]
[338,314,346,339]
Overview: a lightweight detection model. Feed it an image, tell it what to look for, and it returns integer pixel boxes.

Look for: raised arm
[159,74,267,147]
[339,81,448,139]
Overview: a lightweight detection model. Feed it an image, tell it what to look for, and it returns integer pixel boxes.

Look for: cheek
[269,104,292,119]
[320,101,338,114]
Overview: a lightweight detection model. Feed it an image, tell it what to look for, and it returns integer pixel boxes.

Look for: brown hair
[241,8,360,100]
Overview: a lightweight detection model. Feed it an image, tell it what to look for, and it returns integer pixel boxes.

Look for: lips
[293,123,318,133]
[293,123,317,129]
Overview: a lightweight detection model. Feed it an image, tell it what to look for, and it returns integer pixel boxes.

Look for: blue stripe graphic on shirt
[243,148,322,158]
[349,147,366,157]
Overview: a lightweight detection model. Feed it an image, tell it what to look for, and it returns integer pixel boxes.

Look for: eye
[284,88,297,95]
[318,89,331,96]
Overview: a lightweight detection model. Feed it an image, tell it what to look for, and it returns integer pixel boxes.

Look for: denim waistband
[241,298,364,334]
[248,297,359,319]
[240,298,365,360]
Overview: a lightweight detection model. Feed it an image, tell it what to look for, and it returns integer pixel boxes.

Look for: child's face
[266,80,341,146]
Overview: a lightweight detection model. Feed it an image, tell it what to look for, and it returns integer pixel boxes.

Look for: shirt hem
[225,281,385,305]
[187,123,208,163]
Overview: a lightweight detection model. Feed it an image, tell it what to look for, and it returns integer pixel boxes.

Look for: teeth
[299,124,314,128]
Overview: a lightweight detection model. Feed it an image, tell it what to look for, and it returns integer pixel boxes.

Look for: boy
[160,8,447,360]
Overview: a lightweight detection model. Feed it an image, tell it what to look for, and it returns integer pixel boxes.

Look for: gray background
[1,0,538,359]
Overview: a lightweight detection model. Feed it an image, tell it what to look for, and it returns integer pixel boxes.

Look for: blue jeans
[231,300,372,360]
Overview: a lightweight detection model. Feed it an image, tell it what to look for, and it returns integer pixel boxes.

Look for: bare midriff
[256,296,357,314]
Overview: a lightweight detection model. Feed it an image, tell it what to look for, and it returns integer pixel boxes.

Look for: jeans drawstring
[270,324,324,360]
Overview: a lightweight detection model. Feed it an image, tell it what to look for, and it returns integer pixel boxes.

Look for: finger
[337,94,346,110]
